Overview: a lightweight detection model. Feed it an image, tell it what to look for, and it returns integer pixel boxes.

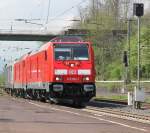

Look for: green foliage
[73,0,150,80]
[0,73,5,85]
[129,27,150,80]
[93,22,150,80]
[110,66,122,79]
[95,95,127,101]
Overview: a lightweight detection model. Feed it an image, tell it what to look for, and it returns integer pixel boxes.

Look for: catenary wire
[48,0,88,22]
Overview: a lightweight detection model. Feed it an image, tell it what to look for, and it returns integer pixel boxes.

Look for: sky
[0,0,89,72]
[0,0,150,72]
[0,0,88,33]
[0,0,149,33]
[0,41,43,72]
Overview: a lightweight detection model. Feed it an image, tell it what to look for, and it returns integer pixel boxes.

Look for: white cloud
[0,0,17,9]
[0,0,84,33]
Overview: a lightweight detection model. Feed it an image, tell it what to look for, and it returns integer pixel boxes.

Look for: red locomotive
[5,36,96,106]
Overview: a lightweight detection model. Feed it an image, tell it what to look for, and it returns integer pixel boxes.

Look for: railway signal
[123,51,128,67]
[133,3,144,17]
[123,51,129,94]
[133,3,145,109]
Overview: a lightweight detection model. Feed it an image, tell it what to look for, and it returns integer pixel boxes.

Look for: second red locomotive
[5,36,96,106]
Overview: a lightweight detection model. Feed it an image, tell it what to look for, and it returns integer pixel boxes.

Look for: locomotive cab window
[54,44,89,60]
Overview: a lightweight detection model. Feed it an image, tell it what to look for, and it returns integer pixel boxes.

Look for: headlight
[55,69,67,75]
[83,76,90,81]
[55,76,63,81]
[78,69,91,75]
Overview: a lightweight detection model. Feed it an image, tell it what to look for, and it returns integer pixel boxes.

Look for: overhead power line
[49,0,88,22]
[46,0,52,24]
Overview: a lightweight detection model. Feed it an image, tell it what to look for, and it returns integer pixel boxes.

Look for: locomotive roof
[39,42,51,51]
[50,36,84,42]
[15,51,32,63]
[31,36,88,53]
[14,36,90,63]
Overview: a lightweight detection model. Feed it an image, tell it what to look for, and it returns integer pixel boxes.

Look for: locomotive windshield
[54,44,89,60]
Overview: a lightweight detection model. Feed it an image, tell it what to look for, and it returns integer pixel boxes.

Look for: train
[4,36,96,106]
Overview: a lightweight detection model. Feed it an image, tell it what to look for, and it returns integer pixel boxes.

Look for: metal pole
[92,0,95,17]
[127,19,131,82]
[137,17,141,90]
[46,0,51,24]
[135,16,141,109]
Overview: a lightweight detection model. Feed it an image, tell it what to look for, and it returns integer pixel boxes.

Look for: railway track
[94,98,150,109]
[1,86,150,124]
[83,106,150,124]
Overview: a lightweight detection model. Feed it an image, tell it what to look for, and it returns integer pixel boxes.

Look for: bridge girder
[0,34,57,41]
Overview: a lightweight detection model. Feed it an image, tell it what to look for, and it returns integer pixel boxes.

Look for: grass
[95,94,150,103]
[96,82,123,91]
[96,82,150,91]
[95,95,128,102]
[146,97,150,103]
[95,82,150,103]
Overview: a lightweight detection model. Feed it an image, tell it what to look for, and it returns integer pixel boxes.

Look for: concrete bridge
[0,31,57,41]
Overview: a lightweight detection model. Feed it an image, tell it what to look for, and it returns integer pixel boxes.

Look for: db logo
[69,70,76,75]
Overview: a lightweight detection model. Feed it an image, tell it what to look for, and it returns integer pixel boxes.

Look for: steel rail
[85,106,150,124]
[96,80,150,83]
